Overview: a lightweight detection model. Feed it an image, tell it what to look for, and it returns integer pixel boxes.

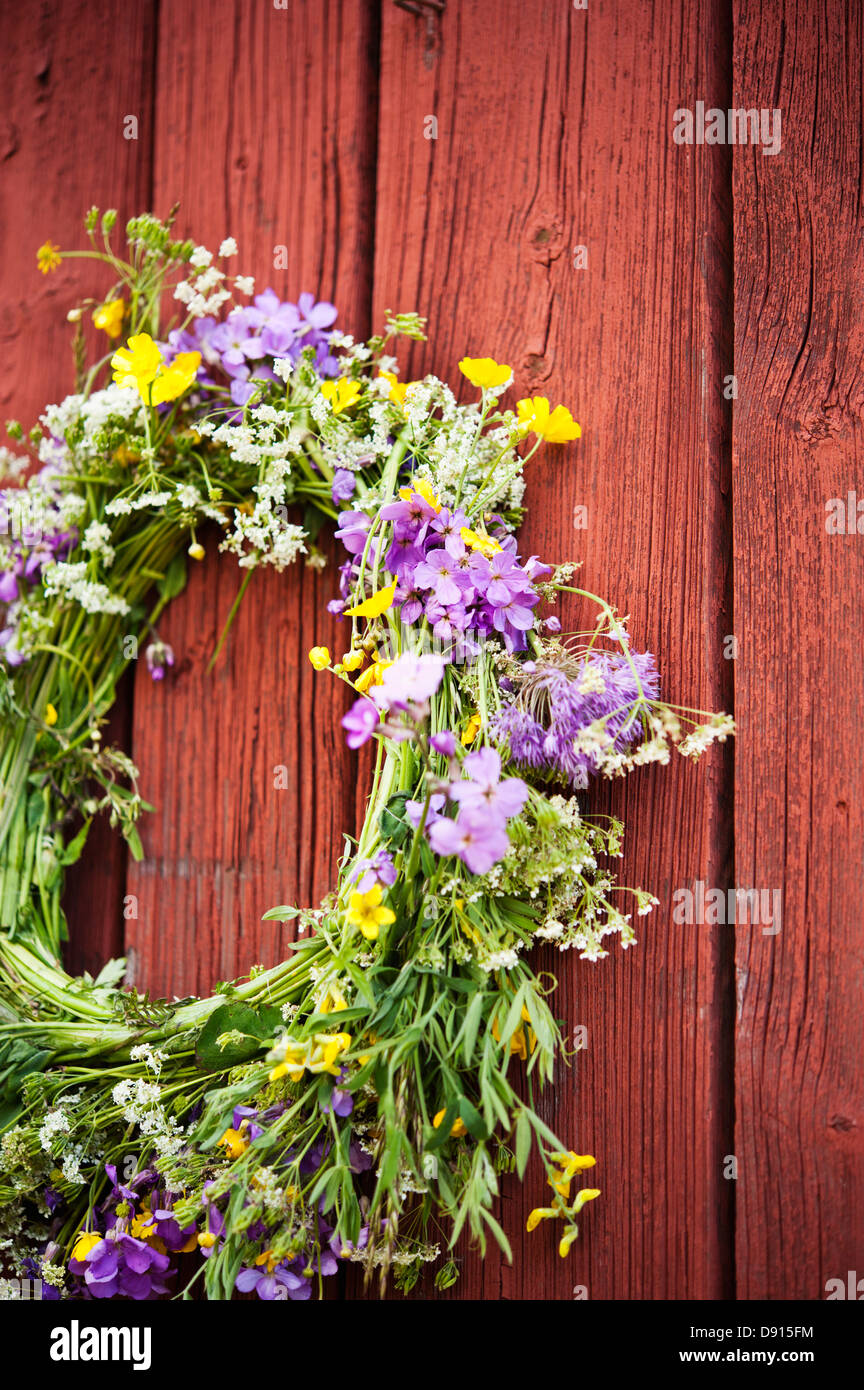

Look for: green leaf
[195,1002,270,1071]
[157,551,188,603]
[515,1110,532,1179]
[457,1096,489,1142]
[124,824,144,862]
[379,792,411,846]
[261,904,301,922]
[57,818,92,867]
[460,991,485,1065]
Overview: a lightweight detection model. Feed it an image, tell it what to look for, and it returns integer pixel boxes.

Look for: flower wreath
[0,209,733,1302]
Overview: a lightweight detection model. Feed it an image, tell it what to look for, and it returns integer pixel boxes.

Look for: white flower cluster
[0,446,29,482]
[174,241,234,318]
[81,520,115,569]
[38,1108,71,1153]
[112,1077,185,1158]
[41,385,144,463]
[42,561,129,616]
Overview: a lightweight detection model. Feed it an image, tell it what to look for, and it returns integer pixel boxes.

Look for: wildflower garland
[0,209,733,1301]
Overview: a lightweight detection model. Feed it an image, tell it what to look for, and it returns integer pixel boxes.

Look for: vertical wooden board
[370,0,733,1299]
[0,0,156,971]
[126,0,380,997]
[733,0,864,1299]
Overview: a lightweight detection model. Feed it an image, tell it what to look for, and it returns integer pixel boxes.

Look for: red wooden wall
[2,0,861,1300]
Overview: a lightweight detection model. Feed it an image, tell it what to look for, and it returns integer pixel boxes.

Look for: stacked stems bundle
[0,209,732,1301]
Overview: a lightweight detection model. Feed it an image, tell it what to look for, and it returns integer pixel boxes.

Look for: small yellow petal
[44,703,58,726]
[526,1207,556,1232]
[573,1187,601,1214]
[344,580,398,619]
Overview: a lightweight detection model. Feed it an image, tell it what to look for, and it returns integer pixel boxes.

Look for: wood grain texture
[0,0,156,971]
[126,0,380,997]
[732,0,864,1300]
[370,0,734,1299]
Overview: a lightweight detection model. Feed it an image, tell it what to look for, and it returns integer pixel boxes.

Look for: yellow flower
[548,1151,597,1198]
[218,1127,249,1160]
[188,541,205,561]
[550,1150,596,1178]
[149,352,201,404]
[111,333,163,391]
[71,1231,101,1262]
[559,1227,579,1258]
[461,712,482,745]
[492,1014,535,1061]
[318,982,348,1014]
[44,703,58,726]
[339,649,364,672]
[346,884,396,941]
[377,370,411,407]
[397,476,442,512]
[526,1207,557,1232]
[516,396,581,443]
[433,1109,467,1138]
[344,580,398,619]
[573,1187,601,1214]
[308,646,331,671]
[321,378,362,413]
[270,1030,352,1082]
[37,241,62,274]
[255,1249,279,1274]
[459,356,513,391]
[111,334,200,404]
[198,1231,217,1250]
[460,526,501,557]
[129,1209,158,1240]
[92,299,126,339]
[354,658,391,693]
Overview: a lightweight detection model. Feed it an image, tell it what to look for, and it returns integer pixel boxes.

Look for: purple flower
[235,1261,312,1301]
[406,792,446,829]
[371,652,446,712]
[414,548,472,606]
[342,697,380,749]
[427,807,512,875]
[331,469,356,504]
[145,637,174,682]
[334,509,371,557]
[450,747,528,819]
[350,847,396,894]
[69,1233,171,1301]
[320,1083,354,1118]
[430,730,458,756]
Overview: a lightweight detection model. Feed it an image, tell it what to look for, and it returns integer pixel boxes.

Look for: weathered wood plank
[126,0,380,998]
[369,0,734,1299]
[0,0,156,973]
[733,0,864,1300]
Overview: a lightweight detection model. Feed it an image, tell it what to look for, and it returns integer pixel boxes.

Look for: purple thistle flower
[490,650,660,787]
